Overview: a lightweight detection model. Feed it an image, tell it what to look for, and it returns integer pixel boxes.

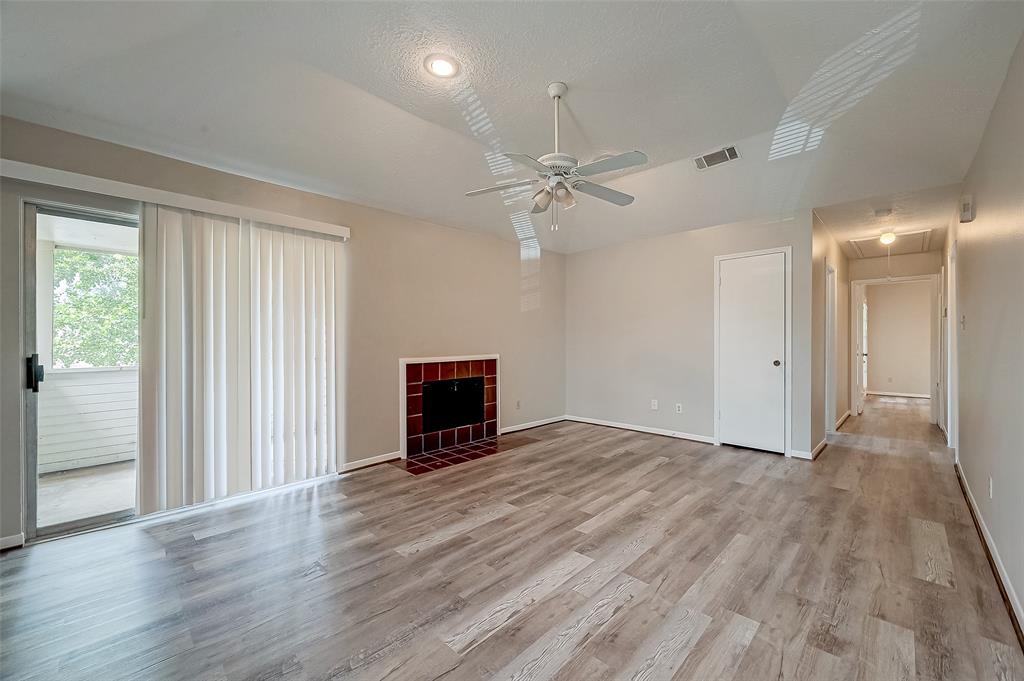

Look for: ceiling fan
[465,82,648,230]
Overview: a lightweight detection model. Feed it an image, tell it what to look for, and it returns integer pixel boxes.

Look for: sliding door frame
[21,197,141,541]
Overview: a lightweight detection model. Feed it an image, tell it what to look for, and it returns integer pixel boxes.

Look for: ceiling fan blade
[465,179,539,197]
[574,150,648,177]
[504,153,552,175]
[573,181,635,206]
[531,187,553,213]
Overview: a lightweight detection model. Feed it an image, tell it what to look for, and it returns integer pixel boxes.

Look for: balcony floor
[37,461,136,528]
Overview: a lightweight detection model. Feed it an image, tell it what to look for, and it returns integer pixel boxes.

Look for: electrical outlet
[515,400,521,410]
[989,476,993,499]
[887,377,893,383]
[650,399,658,411]
[675,403,683,414]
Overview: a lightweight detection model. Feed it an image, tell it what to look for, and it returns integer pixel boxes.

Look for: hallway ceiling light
[879,231,896,245]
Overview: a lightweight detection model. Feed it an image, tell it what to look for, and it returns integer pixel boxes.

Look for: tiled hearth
[390,432,540,475]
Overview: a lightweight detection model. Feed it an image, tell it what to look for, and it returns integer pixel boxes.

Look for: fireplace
[403,356,498,457]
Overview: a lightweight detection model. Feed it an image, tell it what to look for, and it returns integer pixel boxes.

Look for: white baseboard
[563,415,715,444]
[835,410,851,430]
[0,533,25,550]
[500,416,566,434]
[341,451,400,472]
[867,391,931,399]
[791,438,827,461]
[957,464,1023,630]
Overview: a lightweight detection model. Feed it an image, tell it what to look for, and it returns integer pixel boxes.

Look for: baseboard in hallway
[955,463,1024,652]
[867,391,931,399]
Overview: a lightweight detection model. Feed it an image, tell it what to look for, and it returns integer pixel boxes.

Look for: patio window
[51,247,139,369]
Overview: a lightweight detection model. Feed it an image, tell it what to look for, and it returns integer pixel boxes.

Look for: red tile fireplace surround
[402,355,498,458]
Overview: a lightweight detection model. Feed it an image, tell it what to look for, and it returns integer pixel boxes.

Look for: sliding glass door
[19,184,346,540]
[23,200,142,539]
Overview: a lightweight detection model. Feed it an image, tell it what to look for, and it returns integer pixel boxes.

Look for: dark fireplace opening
[422,377,485,433]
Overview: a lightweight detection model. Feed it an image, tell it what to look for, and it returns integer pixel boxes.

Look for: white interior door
[717,251,786,453]
[851,284,868,415]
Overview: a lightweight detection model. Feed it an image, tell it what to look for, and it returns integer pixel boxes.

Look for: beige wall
[1,118,566,541]
[848,250,942,280]
[865,282,932,396]
[811,215,851,442]
[954,34,1023,617]
[565,214,815,453]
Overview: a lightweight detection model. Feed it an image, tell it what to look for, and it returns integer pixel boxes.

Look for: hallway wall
[954,33,1024,623]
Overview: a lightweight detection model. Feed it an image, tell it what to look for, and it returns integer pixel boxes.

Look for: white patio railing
[38,367,138,473]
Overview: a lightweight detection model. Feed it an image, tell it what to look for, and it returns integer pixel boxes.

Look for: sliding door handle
[25,353,44,393]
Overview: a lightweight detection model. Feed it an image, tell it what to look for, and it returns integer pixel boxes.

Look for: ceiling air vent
[694,146,740,171]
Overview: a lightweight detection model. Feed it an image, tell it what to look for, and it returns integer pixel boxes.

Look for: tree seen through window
[52,248,139,368]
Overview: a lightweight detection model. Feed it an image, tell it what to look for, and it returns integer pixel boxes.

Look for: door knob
[773,360,781,366]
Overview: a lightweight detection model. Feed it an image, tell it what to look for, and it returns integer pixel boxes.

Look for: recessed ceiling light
[425,54,459,78]
[880,231,896,245]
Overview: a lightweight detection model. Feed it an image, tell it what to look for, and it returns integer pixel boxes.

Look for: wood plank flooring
[2,396,1021,680]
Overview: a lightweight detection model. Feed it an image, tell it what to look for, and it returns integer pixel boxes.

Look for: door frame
[945,239,959,455]
[21,197,141,541]
[849,274,941,424]
[851,282,867,415]
[713,246,793,457]
[824,258,838,434]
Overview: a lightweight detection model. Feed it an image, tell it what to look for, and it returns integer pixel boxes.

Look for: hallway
[822,394,1023,679]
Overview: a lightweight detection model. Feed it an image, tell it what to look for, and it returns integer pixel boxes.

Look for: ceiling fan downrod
[548,82,568,230]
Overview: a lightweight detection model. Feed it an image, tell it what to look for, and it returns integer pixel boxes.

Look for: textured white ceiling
[815,183,961,259]
[2,1,1021,253]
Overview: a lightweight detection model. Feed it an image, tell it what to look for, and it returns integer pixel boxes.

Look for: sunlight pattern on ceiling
[452,82,542,311]
[769,4,922,160]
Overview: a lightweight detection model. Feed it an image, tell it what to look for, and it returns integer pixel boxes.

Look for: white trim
[341,451,400,472]
[851,282,866,415]
[867,391,931,399]
[1,159,351,240]
[946,238,959,456]
[791,438,827,461]
[399,354,499,363]
[714,246,793,456]
[500,416,565,434]
[398,354,500,459]
[835,410,851,430]
[564,415,715,444]
[824,258,838,434]
[958,464,1023,628]
[1,533,25,550]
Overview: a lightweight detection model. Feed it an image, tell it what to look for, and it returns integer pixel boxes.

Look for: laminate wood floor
[2,396,1021,680]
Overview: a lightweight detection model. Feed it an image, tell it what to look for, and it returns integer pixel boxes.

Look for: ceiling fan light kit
[466,82,649,231]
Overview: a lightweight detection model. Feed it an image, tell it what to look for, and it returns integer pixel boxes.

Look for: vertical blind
[139,206,345,515]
